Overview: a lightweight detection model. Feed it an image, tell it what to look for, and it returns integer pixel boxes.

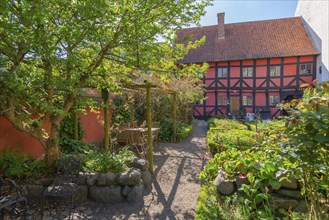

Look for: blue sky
[196,0,298,26]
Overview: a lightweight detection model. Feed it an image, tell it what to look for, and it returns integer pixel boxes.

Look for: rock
[127,184,144,202]
[213,171,235,195]
[75,185,88,203]
[122,185,131,196]
[32,176,54,186]
[86,173,98,186]
[276,172,298,189]
[116,168,141,186]
[77,172,88,185]
[295,200,309,213]
[26,185,46,200]
[97,172,116,186]
[141,171,152,185]
[271,194,299,210]
[276,189,304,200]
[89,186,124,203]
[235,174,249,188]
[130,157,148,171]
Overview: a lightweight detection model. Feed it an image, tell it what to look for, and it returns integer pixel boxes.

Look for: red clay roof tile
[177,17,319,63]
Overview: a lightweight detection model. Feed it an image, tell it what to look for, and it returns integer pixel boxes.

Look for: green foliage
[196,184,251,220]
[157,118,193,142]
[200,83,329,219]
[177,123,193,141]
[207,118,246,129]
[112,95,135,125]
[59,115,85,152]
[207,129,259,154]
[279,82,329,219]
[82,148,135,173]
[195,183,219,220]
[0,0,211,165]
[61,140,99,154]
[0,150,47,179]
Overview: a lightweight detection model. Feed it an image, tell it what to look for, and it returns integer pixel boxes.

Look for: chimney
[217,12,225,39]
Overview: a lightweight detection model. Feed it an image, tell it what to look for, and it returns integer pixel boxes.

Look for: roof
[176,17,319,63]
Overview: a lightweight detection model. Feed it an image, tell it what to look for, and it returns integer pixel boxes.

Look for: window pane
[269,95,280,105]
[242,67,253,77]
[218,68,228,77]
[248,67,253,77]
[243,68,247,77]
[218,96,226,105]
[222,68,227,77]
[243,95,253,105]
[300,64,312,75]
[243,96,247,105]
[270,66,280,76]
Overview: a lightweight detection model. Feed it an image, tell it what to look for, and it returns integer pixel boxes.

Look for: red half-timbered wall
[194,55,317,119]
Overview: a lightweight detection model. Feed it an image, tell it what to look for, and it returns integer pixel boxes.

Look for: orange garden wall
[0,108,106,159]
[194,55,317,119]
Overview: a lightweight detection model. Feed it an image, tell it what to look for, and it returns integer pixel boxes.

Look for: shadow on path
[73,120,208,220]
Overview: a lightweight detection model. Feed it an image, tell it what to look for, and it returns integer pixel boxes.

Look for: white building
[295,0,329,82]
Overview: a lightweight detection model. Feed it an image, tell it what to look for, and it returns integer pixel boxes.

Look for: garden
[0,0,212,218]
[196,82,329,220]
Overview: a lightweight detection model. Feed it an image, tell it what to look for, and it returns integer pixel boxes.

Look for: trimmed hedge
[207,129,258,154]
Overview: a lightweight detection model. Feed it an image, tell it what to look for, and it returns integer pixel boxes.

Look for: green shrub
[177,123,193,141]
[158,118,193,142]
[0,150,47,179]
[207,129,258,154]
[59,114,92,154]
[82,148,135,173]
[61,139,99,154]
[207,118,246,130]
[196,184,248,220]
[195,183,219,220]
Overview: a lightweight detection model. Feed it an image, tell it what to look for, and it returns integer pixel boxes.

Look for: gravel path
[28,120,208,220]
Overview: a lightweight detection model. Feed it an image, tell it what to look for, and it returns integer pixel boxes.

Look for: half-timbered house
[177,13,319,119]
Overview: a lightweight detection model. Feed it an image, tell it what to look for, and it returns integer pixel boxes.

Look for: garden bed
[197,82,329,220]
[19,157,151,204]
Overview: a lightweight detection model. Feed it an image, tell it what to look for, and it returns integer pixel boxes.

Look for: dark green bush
[158,118,193,141]
[61,139,99,154]
[59,114,85,152]
[0,150,47,179]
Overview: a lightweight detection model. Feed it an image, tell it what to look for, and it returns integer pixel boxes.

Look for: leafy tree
[280,82,329,219]
[0,0,211,167]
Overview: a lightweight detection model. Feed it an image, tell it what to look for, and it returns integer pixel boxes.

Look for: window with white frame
[270,66,281,77]
[218,95,227,105]
[243,95,253,105]
[217,67,228,77]
[269,95,280,106]
[242,67,253,77]
[300,63,312,75]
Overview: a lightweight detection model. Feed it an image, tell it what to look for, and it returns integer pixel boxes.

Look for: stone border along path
[26,120,208,220]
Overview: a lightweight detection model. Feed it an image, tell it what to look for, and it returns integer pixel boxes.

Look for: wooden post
[173,92,177,142]
[146,84,153,173]
[74,101,79,140]
[102,89,110,151]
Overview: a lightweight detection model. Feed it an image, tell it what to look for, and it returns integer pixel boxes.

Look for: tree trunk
[102,89,110,151]
[45,118,62,169]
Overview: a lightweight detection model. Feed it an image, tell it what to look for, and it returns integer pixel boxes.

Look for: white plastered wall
[295,0,329,82]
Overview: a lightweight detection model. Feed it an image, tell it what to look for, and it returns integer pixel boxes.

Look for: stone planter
[20,157,151,204]
[213,170,308,213]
